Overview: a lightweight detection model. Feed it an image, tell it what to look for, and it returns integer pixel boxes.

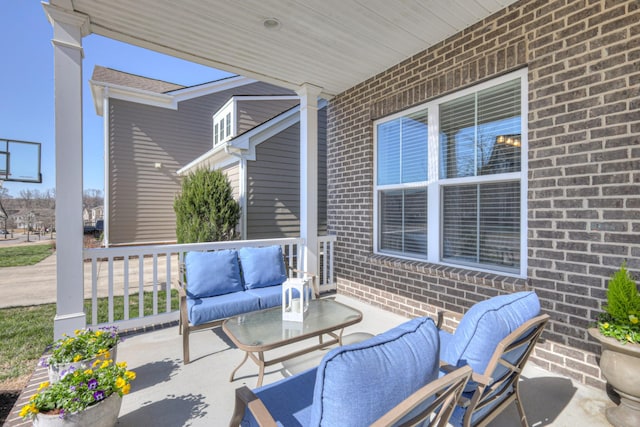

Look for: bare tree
[83,189,103,210]
[19,189,34,209]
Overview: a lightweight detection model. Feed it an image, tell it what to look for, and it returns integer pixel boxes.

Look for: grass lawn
[0,244,55,268]
[0,289,179,385]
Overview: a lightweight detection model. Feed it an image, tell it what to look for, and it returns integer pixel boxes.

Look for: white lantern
[282,277,311,322]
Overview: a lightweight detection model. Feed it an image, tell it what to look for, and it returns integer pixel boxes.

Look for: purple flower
[58,409,65,419]
[69,385,76,392]
[38,357,49,367]
[93,390,106,401]
[87,379,98,390]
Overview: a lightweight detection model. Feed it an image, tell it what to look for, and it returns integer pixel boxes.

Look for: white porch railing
[82,236,337,330]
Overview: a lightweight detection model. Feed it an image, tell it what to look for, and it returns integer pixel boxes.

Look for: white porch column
[44,4,90,339]
[296,84,322,276]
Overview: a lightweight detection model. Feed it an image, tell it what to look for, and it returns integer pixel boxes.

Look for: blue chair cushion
[186,291,260,326]
[439,291,540,376]
[309,317,440,427]
[242,368,317,427]
[238,246,287,289]
[185,250,243,298]
[245,285,283,309]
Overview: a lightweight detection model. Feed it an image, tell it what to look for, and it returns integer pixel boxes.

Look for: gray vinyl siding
[246,106,327,239]
[236,99,299,135]
[220,162,241,237]
[107,82,293,245]
[220,162,240,200]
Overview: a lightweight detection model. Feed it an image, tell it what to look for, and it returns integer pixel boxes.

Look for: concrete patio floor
[7,294,613,426]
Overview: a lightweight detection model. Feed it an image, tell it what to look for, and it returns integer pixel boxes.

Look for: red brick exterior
[327,0,640,389]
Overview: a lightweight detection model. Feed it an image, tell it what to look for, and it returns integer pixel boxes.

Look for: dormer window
[213,99,235,146]
[212,95,300,147]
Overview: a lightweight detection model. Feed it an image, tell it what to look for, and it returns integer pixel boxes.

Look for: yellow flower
[73,354,83,362]
[92,359,102,368]
[101,360,110,369]
[629,315,639,325]
[95,330,103,336]
[115,377,126,389]
[19,403,38,417]
[84,369,93,375]
[627,334,633,342]
[125,370,136,380]
[603,322,610,329]
[30,393,38,401]
[74,329,81,336]
[19,405,30,418]
[121,383,131,395]
[117,361,127,368]
[37,381,50,391]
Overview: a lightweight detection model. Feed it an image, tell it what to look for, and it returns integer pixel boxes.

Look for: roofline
[177,99,327,175]
[177,105,301,175]
[89,74,257,116]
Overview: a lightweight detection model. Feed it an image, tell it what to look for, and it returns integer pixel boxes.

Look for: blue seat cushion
[185,250,243,298]
[309,317,440,427]
[241,367,316,427]
[245,285,283,309]
[187,291,260,326]
[440,291,540,376]
[238,246,287,289]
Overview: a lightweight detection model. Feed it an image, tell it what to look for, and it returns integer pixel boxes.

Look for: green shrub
[174,168,240,243]
[597,262,640,344]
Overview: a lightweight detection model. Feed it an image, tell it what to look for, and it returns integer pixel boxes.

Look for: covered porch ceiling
[49,0,518,98]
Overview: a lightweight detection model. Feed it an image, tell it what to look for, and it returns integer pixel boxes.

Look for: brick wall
[327,0,640,389]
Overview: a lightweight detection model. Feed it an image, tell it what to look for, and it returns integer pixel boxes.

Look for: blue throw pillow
[238,246,287,289]
[185,250,243,298]
[309,317,440,427]
[440,291,540,375]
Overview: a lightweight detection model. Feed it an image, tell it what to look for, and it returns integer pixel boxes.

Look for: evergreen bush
[174,168,240,243]
[597,262,640,344]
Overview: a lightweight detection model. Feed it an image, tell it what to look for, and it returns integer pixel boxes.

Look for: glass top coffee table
[222,299,362,386]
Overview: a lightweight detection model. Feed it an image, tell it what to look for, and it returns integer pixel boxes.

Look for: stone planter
[589,328,640,427]
[32,392,122,427]
[48,345,118,383]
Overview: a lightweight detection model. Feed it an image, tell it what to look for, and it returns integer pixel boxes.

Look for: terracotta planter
[589,328,640,427]
[32,392,122,427]
[48,345,118,383]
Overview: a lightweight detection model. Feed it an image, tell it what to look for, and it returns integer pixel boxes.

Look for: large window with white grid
[374,69,527,276]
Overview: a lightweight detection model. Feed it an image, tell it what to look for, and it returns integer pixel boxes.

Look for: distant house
[14,209,45,231]
[82,206,103,226]
[90,206,104,224]
[90,66,326,245]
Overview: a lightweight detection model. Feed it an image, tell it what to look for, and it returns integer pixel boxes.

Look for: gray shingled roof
[91,65,185,93]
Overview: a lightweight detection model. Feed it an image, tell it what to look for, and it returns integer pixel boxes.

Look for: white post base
[54,312,87,340]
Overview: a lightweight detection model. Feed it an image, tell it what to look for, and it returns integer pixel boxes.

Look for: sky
[0,1,233,198]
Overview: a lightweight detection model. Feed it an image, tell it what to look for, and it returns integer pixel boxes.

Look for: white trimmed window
[374,69,527,276]
[213,99,235,146]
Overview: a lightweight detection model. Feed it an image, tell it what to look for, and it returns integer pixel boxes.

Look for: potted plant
[41,327,120,383]
[20,359,136,427]
[589,262,640,427]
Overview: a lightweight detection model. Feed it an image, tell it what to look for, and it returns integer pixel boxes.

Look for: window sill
[366,253,528,293]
